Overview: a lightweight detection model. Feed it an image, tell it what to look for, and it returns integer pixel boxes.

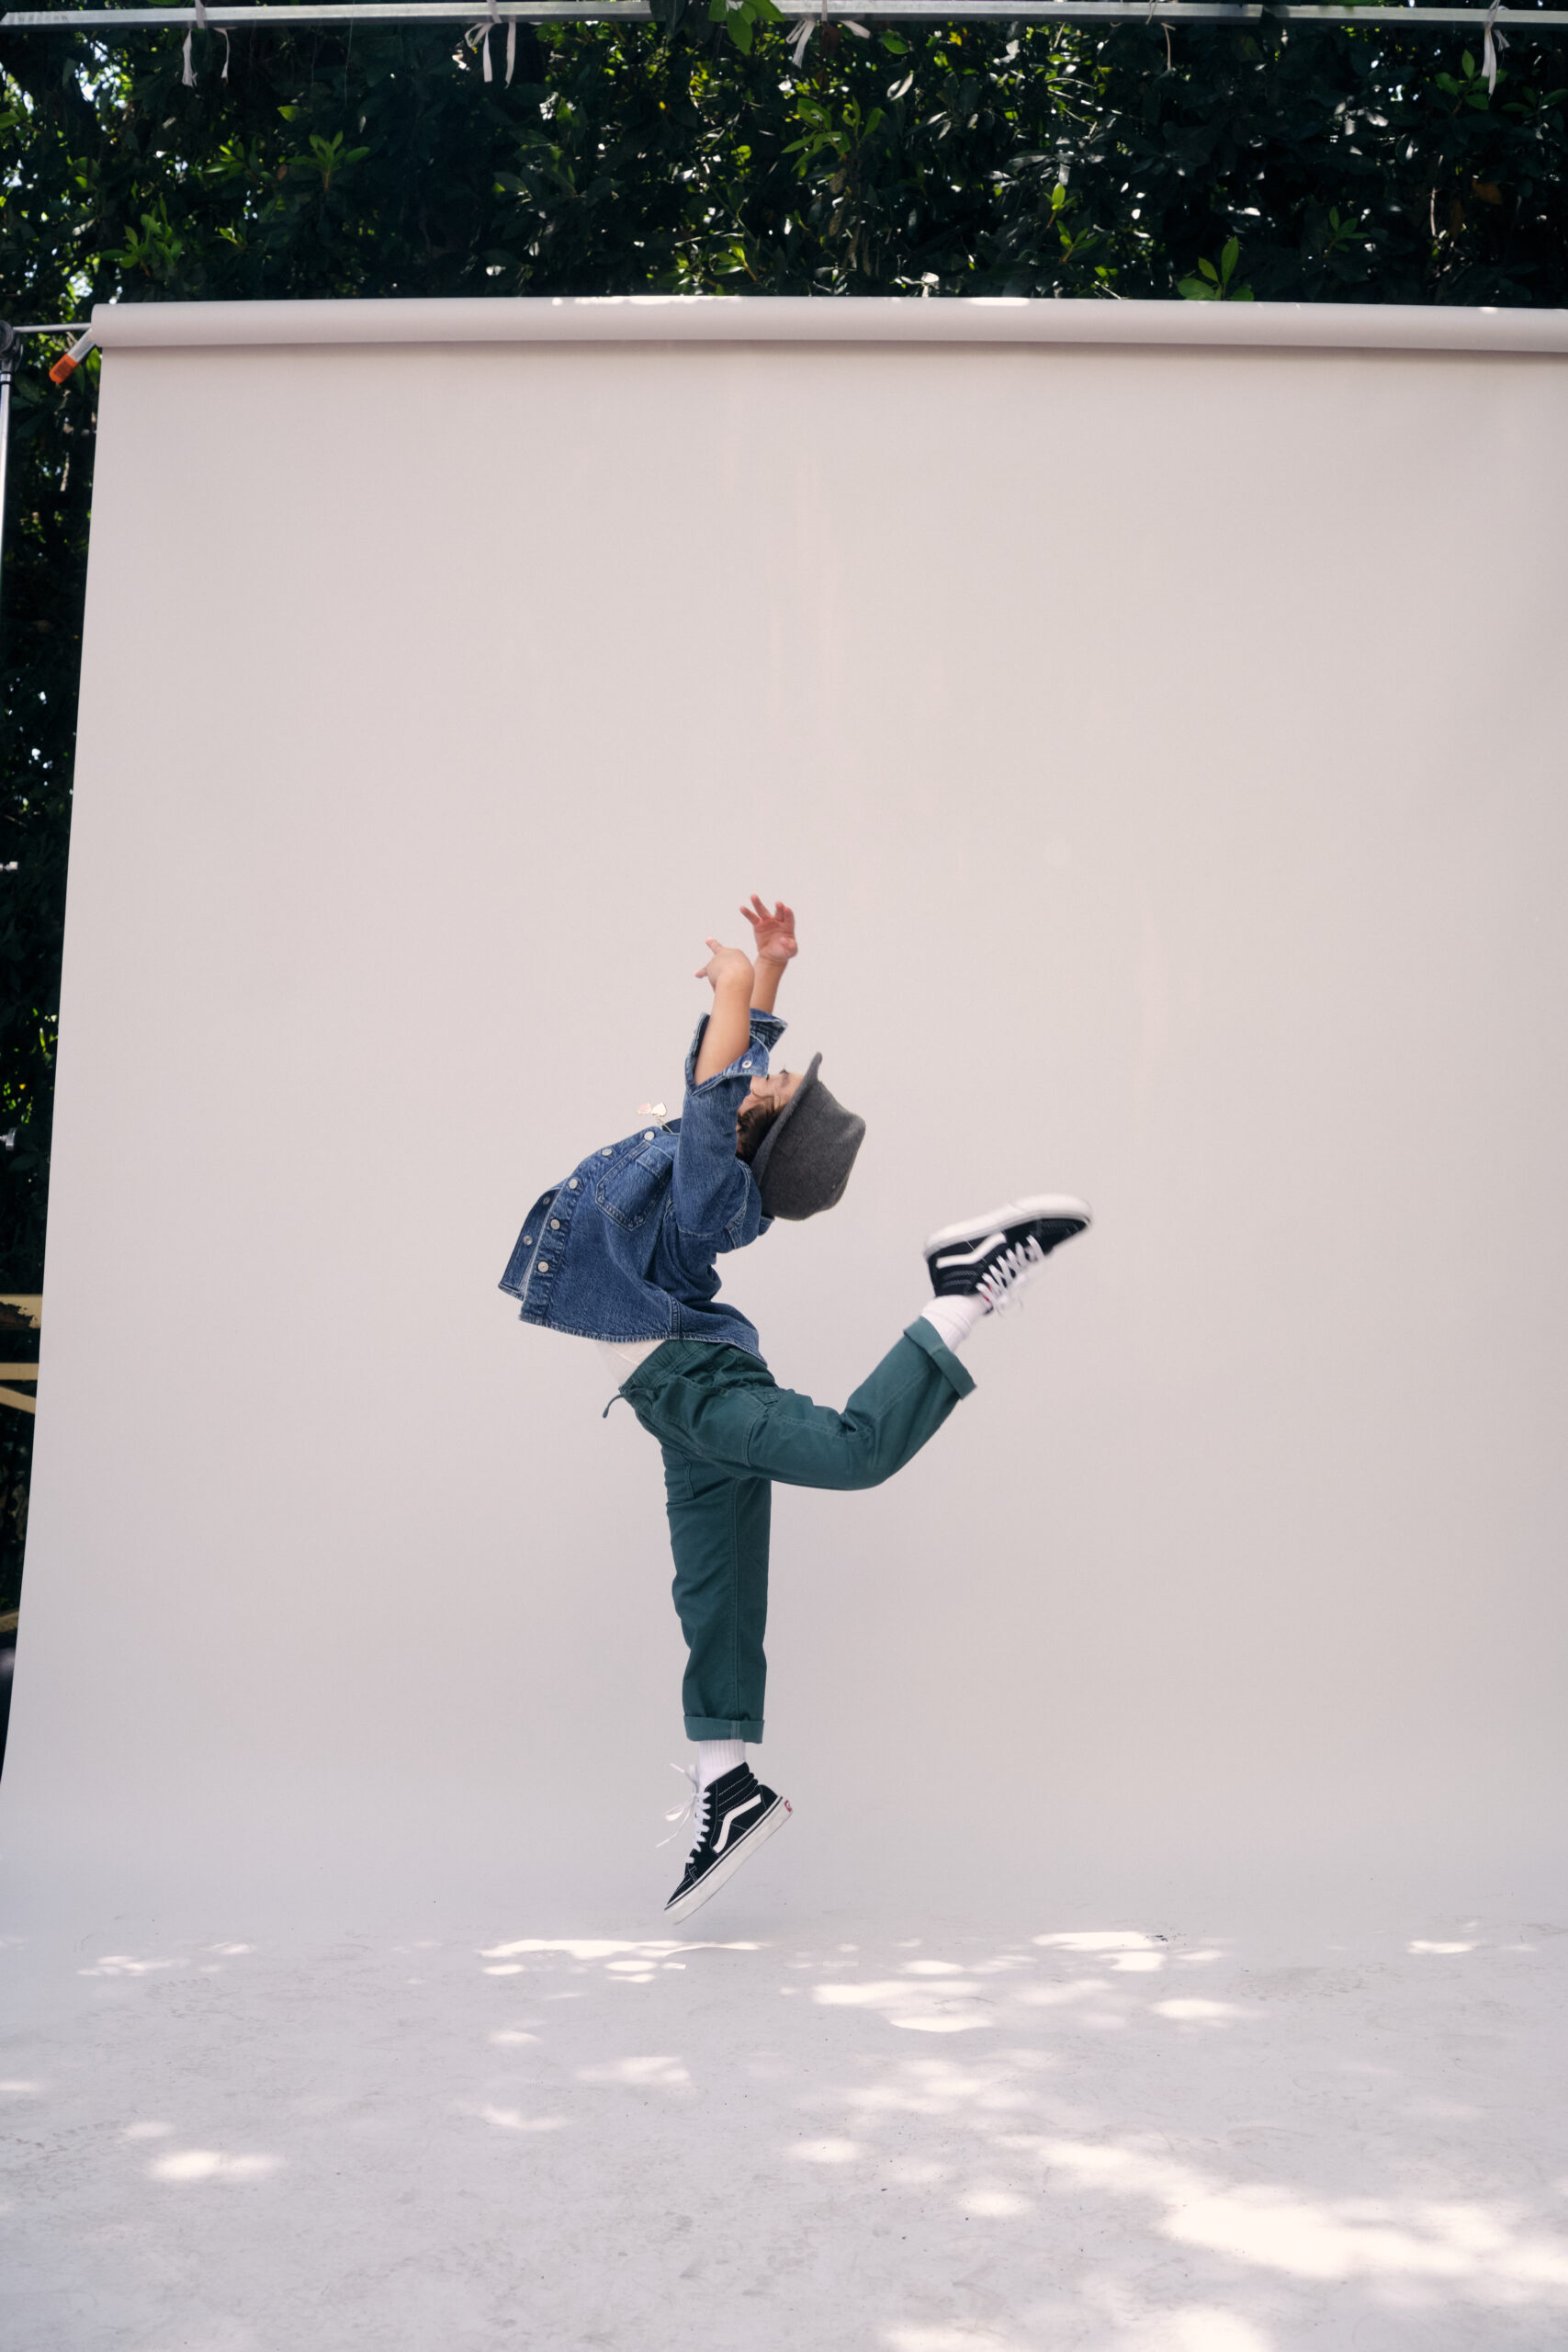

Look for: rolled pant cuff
[902,1315,977,1399]
[684,1715,764,1743]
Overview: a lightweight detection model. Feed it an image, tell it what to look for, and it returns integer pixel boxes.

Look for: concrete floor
[5,1885,1567,2351]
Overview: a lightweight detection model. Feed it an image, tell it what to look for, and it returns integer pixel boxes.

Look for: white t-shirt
[594,1338,664,1379]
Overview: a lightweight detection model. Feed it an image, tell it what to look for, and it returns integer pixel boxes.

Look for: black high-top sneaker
[924,1195,1092,1309]
[663,1762,791,1923]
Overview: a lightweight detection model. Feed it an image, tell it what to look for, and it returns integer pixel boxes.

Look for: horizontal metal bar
[3,2,653,17]
[10,323,90,335]
[6,1,1565,26]
[84,292,1568,353]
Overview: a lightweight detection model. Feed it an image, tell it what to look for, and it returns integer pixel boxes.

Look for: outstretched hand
[740,895,798,965]
[694,938,754,992]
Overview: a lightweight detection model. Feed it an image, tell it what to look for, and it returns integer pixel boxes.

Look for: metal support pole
[0,326,16,635]
[0,325,17,656]
[6,2,1567,26]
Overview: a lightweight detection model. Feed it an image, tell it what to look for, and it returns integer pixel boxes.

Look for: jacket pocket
[596,1144,671,1234]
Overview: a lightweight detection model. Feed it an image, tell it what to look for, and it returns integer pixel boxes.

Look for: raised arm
[693,940,756,1084]
[740,895,797,1016]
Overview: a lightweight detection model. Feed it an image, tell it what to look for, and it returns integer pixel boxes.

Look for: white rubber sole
[662,1793,793,1924]
[924,1195,1093,1254]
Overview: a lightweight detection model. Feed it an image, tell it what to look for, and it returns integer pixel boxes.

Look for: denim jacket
[499,1009,786,1359]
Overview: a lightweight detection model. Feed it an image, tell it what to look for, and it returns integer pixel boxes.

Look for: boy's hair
[737,1097,785,1165]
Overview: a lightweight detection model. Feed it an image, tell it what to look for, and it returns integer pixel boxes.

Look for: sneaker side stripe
[932,1232,1006,1270]
[712,1792,762,1855]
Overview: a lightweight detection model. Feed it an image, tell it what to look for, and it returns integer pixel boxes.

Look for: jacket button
[569,1179,579,1189]
[550,1218,560,1229]
[643,1130,654,1141]
[537,1260,549,1272]
[602,1148,613,1158]
[741,1060,751,1070]
[523,1235,532,1246]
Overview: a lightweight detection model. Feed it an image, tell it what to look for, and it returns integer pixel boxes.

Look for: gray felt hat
[750,1054,866,1222]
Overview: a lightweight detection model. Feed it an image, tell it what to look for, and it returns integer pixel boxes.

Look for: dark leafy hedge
[1,6,1565,1303]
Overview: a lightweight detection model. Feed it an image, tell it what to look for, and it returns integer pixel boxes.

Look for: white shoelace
[976,1233,1046,1314]
[660,1762,711,1858]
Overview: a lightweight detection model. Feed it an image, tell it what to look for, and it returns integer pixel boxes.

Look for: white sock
[919,1294,988,1353]
[696,1739,745,1792]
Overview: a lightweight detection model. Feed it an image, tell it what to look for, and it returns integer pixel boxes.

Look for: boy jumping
[501,899,1090,1919]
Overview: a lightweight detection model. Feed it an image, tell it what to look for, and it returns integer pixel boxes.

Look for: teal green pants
[619,1319,975,1742]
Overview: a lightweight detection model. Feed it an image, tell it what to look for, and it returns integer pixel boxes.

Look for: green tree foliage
[1,6,1566,1289]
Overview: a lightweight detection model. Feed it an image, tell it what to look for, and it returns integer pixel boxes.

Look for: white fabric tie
[1483,0,1506,93]
[183,2,230,87]
[787,4,870,69]
[467,0,512,85]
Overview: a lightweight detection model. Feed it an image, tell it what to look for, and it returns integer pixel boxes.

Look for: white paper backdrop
[5,304,1565,1923]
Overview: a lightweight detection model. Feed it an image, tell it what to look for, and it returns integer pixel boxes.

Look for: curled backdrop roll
[5,300,1565,1922]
